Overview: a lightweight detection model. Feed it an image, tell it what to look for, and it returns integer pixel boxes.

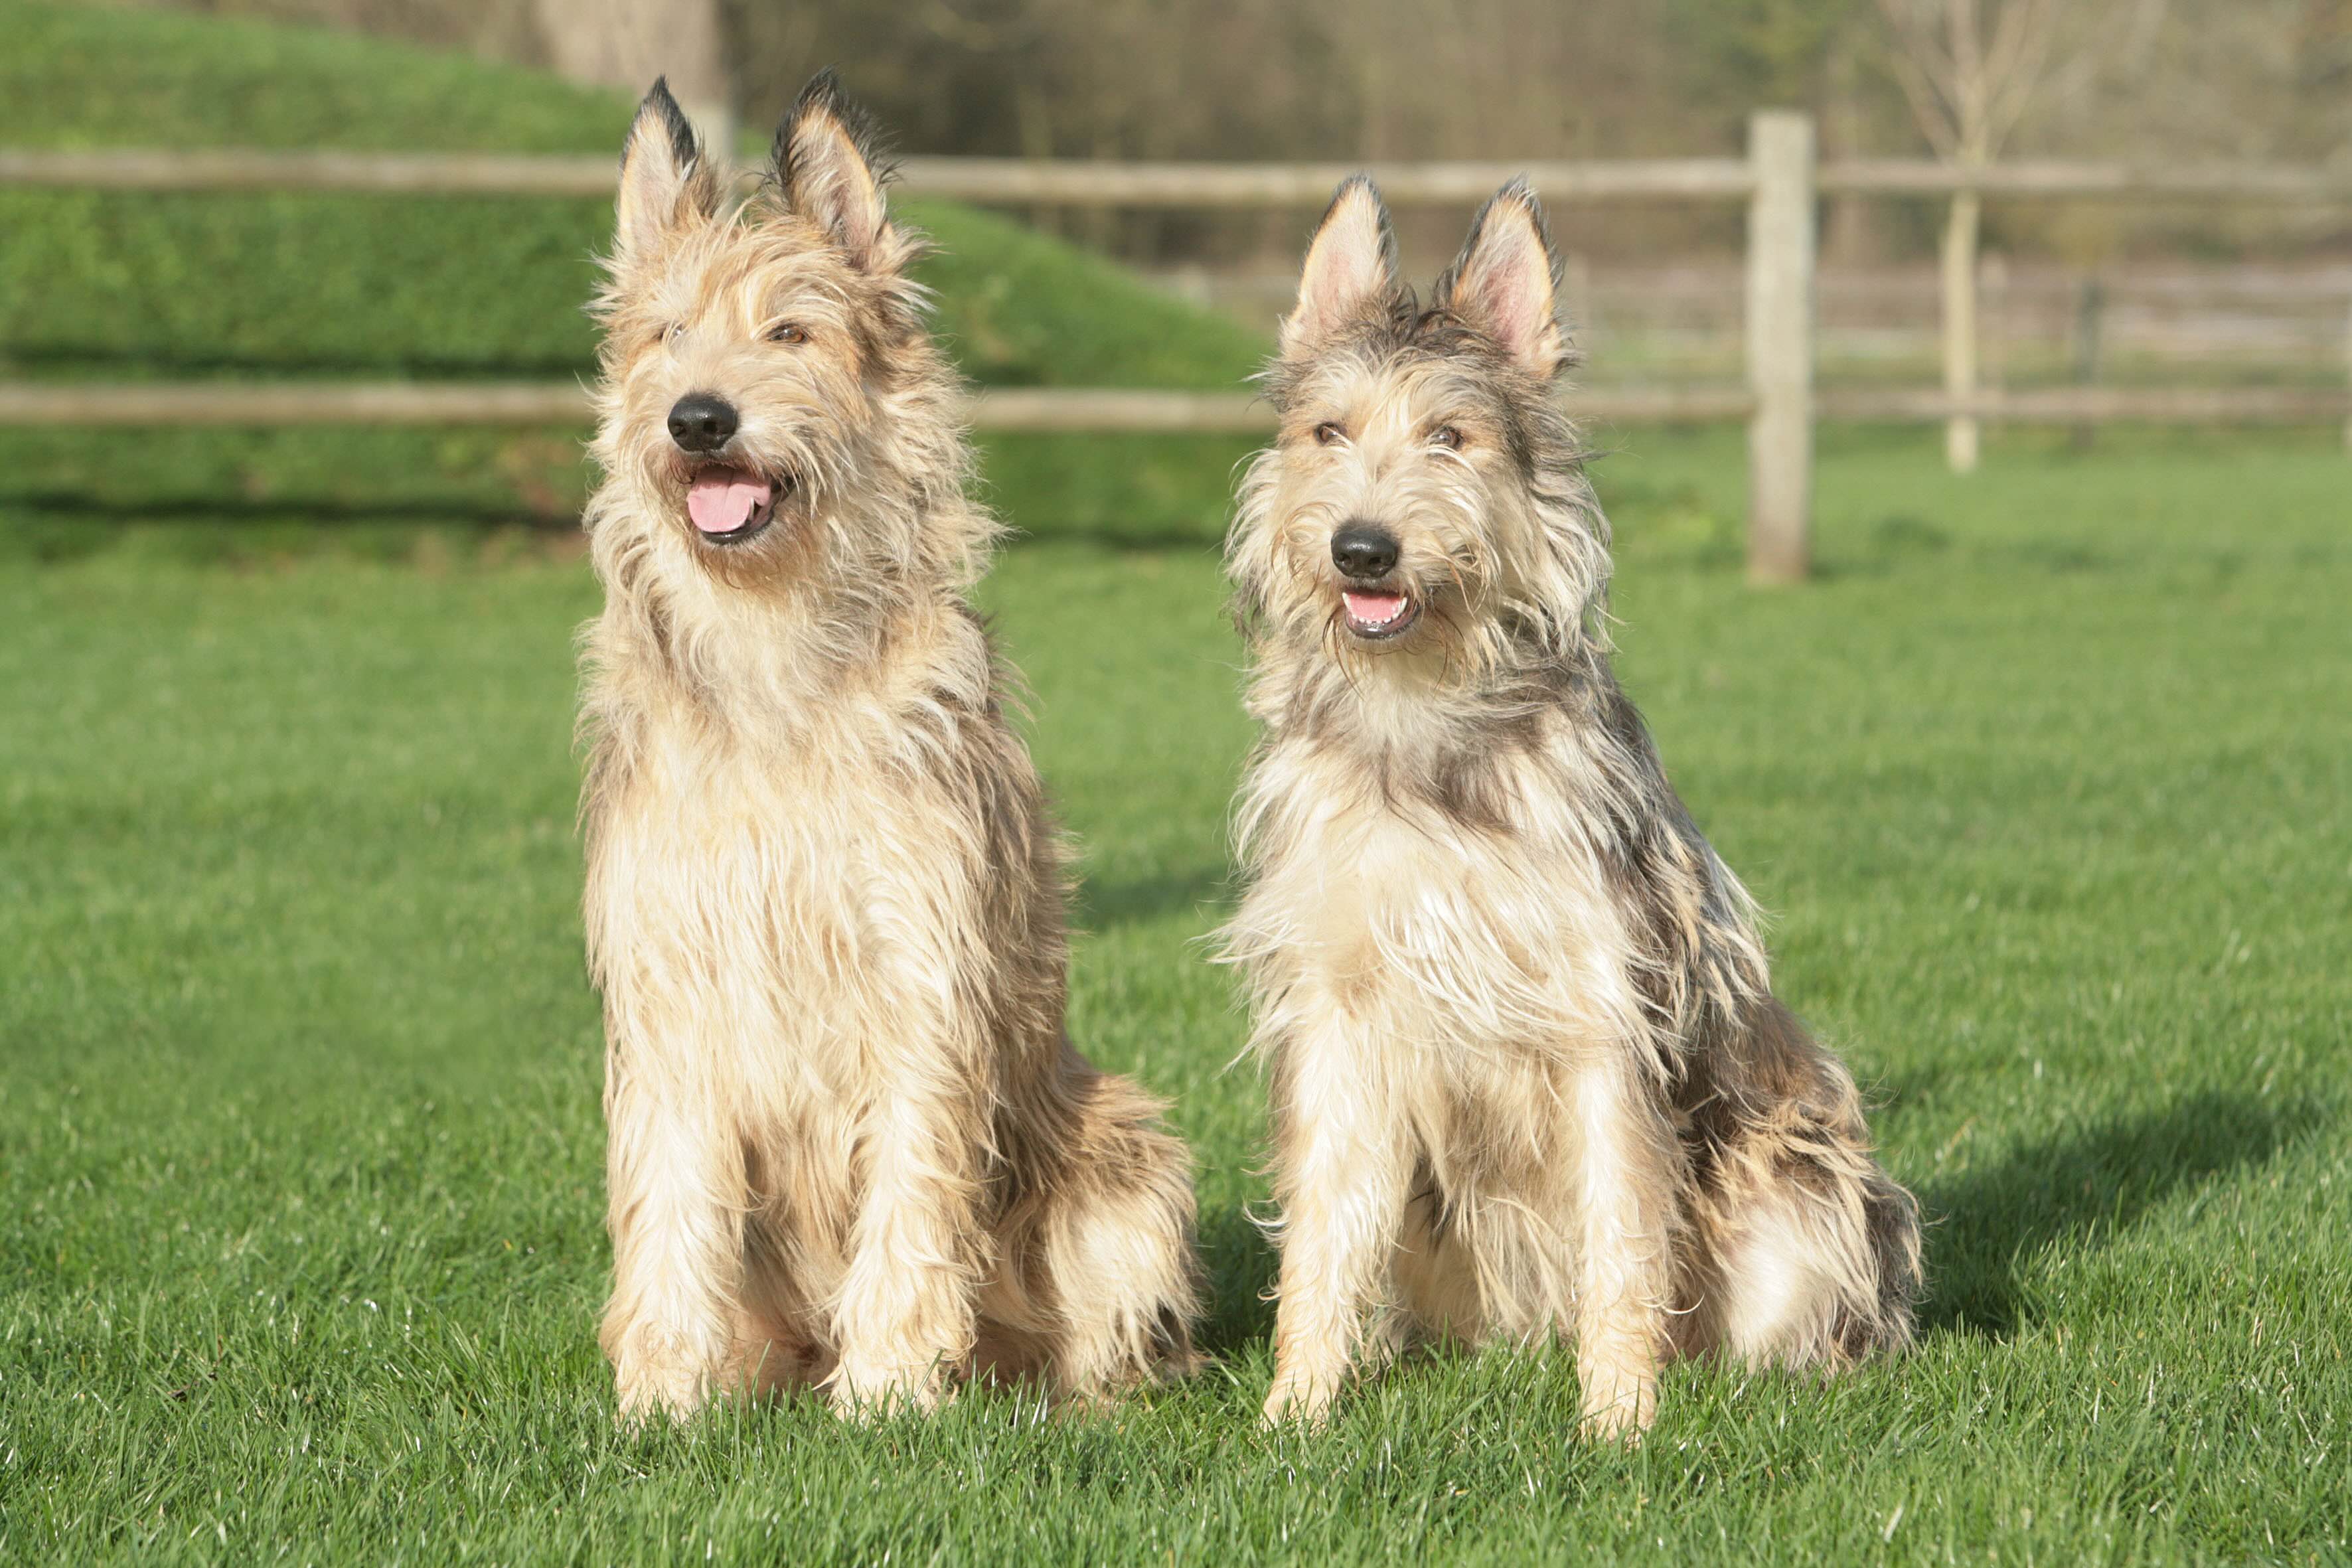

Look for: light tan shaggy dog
[1224,176,1921,1439]
[577,75,1200,1421]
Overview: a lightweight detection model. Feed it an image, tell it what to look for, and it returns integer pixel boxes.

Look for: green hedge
[0,0,1269,556]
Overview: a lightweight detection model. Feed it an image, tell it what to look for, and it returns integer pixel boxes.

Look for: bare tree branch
[1876,0,2150,165]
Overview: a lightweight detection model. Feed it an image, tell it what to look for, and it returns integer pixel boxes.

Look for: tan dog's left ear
[772,70,903,273]
[1436,180,1566,378]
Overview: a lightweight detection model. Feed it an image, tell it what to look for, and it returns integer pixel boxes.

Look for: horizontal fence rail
[905,158,1763,205]
[8,381,2343,431]
[9,149,2352,204]
[6,122,2349,580]
[0,383,1767,430]
[1818,386,2352,424]
[1817,161,2352,202]
[0,149,620,196]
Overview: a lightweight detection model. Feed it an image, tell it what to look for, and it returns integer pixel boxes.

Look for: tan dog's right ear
[1281,176,1398,356]
[615,78,719,266]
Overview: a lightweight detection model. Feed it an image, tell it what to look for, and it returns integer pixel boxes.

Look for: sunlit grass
[3,429,2346,1563]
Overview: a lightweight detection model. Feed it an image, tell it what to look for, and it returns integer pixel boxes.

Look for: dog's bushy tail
[990,1046,1204,1397]
[1682,998,1922,1368]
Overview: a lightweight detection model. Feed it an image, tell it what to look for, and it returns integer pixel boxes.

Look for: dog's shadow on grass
[1188,1087,2320,1362]
[1073,865,1233,931]
[1911,1087,2318,1340]
[1196,1201,1280,1358]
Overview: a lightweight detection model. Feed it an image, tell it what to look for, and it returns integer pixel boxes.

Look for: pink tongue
[1344,589,1407,622]
[686,468,774,534]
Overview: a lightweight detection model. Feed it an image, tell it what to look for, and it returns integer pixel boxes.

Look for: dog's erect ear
[772,70,902,272]
[1437,181,1565,378]
[615,78,718,264]
[1282,177,1398,356]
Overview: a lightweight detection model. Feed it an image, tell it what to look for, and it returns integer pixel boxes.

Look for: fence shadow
[1915,1087,2317,1339]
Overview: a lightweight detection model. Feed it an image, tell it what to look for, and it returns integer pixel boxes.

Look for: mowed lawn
[2,429,2347,1563]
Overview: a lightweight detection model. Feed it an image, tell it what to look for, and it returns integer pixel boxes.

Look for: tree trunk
[1941,185,1982,473]
[1821,31,1877,266]
[534,0,734,158]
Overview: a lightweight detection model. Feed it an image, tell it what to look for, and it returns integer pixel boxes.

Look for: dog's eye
[654,323,682,346]
[1312,422,1344,446]
[1431,424,1464,450]
[767,323,811,346]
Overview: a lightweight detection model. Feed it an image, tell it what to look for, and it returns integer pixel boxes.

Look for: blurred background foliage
[119,0,2352,266]
[2,0,2347,564]
[0,0,1271,558]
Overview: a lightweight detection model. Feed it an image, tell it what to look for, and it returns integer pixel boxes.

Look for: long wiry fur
[578,76,1200,1422]
[1224,176,1921,1439]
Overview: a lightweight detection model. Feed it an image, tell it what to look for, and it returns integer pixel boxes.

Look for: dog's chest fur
[610,732,866,1055]
[1235,715,1650,1063]
[582,625,977,1113]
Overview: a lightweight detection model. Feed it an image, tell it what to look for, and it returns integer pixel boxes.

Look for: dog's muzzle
[668,393,738,454]
[1330,522,1420,640]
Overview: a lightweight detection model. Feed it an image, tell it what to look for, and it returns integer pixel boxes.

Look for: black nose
[666,393,738,453]
[1330,522,1400,582]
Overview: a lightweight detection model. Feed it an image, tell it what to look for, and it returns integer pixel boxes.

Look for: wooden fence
[5,116,2350,580]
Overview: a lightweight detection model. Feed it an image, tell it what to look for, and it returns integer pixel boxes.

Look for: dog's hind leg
[1390,1171,1482,1354]
[987,1057,1200,1405]
[1689,1127,1922,1368]
[599,1057,750,1423]
[726,1216,832,1399]
[1684,1001,1922,1369]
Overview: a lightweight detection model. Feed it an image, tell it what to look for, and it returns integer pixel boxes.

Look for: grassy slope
[0,0,1268,556]
[3,429,2348,1563]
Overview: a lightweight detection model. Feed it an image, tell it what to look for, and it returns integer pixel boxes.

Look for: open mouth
[1340,587,1421,641]
[684,465,791,544]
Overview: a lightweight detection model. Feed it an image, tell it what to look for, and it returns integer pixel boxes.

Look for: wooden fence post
[2071,275,2106,450]
[1941,167,1984,473]
[1746,112,1816,585]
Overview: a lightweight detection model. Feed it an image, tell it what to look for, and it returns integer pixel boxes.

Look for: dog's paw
[613,1379,705,1429]
[1259,1373,1338,1431]
[826,1358,951,1421]
[1575,1380,1656,1445]
[606,1316,723,1428]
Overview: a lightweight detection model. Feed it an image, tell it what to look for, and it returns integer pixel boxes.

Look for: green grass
[0,0,1268,562]
[3,427,2348,1563]
[3,3,2348,1559]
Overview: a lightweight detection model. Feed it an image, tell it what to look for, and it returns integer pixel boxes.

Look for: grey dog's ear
[772,70,908,273]
[1436,180,1565,378]
[614,78,720,266]
[1282,176,1399,356]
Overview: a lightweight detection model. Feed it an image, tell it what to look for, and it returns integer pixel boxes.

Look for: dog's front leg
[1263,1016,1409,1427]
[600,1059,746,1425]
[827,1064,987,1417]
[1569,1052,1683,1441]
